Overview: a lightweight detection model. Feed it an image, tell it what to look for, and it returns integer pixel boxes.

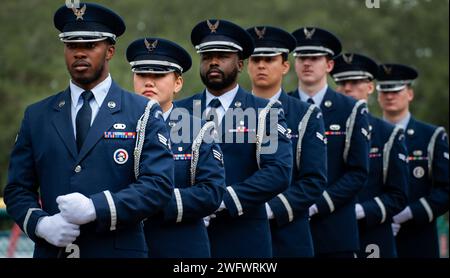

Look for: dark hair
[281,53,288,62]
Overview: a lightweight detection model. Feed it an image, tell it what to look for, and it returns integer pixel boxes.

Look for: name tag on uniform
[173,153,192,161]
[104,132,136,139]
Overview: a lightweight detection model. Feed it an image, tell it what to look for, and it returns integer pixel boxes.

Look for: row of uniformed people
[134,19,448,258]
[4,2,448,258]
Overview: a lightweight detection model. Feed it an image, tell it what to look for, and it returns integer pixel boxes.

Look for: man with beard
[289,27,370,257]
[3,2,174,258]
[377,64,449,257]
[176,19,293,258]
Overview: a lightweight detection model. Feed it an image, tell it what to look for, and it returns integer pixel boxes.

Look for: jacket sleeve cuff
[315,191,334,215]
[268,194,292,226]
[25,209,48,242]
[163,189,180,223]
[410,198,434,224]
[222,186,243,217]
[90,190,117,233]
[361,199,384,228]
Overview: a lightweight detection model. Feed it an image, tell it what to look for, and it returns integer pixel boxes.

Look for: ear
[325,58,334,73]
[106,44,115,61]
[173,75,184,94]
[367,81,375,95]
[407,87,414,102]
[282,60,290,75]
[237,59,244,72]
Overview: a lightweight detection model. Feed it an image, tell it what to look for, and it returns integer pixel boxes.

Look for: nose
[74,48,87,60]
[302,57,312,66]
[257,60,266,69]
[144,78,155,87]
[343,82,353,93]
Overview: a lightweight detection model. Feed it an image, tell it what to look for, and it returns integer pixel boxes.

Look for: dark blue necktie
[76,90,94,152]
[206,98,222,122]
[307,98,315,105]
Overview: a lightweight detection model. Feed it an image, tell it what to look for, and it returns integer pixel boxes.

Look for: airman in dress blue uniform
[377,64,449,258]
[3,2,174,258]
[176,19,293,258]
[126,37,226,258]
[289,27,370,257]
[332,53,409,258]
[246,26,327,257]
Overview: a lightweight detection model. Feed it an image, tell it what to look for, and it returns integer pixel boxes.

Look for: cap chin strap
[59,31,116,43]
[293,46,334,57]
[195,41,243,52]
[332,71,374,82]
[376,80,414,92]
[130,60,183,73]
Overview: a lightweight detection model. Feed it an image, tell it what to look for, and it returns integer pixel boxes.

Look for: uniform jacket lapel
[52,88,78,160]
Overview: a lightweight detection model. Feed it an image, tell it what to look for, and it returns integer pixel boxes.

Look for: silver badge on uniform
[330,124,340,131]
[413,166,425,178]
[407,129,415,136]
[413,150,423,157]
[113,123,126,130]
[234,101,242,108]
[108,101,116,109]
[324,100,332,108]
[113,149,129,165]
[58,100,66,108]
[178,146,183,152]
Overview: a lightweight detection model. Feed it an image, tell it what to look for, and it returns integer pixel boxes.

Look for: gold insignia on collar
[207,20,220,33]
[144,39,158,52]
[342,53,354,64]
[304,28,316,40]
[382,65,392,75]
[72,4,86,21]
[254,27,266,39]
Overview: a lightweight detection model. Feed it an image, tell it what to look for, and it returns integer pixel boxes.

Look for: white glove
[35,213,80,247]
[392,223,401,236]
[355,203,366,220]
[57,193,96,225]
[393,206,413,224]
[216,201,226,212]
[309,204,318,217]
[265,203,274,219]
